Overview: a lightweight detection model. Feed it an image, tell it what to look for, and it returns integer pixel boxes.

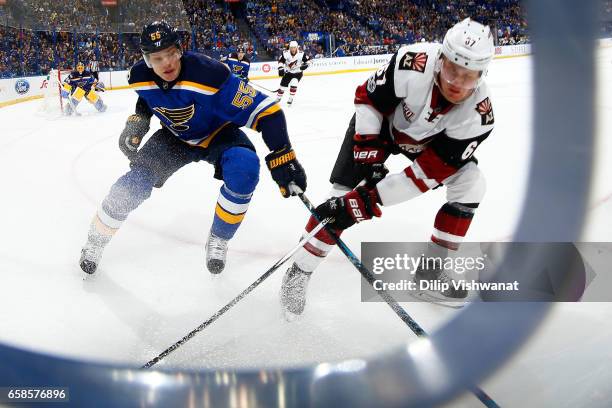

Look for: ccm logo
[348,198,365,222]
[354,150,379,160]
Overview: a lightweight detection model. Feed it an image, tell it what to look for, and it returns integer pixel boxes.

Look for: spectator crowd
[7,0,603,79]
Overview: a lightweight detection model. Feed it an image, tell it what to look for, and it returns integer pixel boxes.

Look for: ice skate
[79,227,112,275]
[64,102,74,116]
[413,264,468,308]
[280,262,313,318]
[206,231,228,274]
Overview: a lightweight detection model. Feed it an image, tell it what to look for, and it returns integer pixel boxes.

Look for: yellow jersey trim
[175,81,219,95]
[252,103,281,130]
[196,122,231,148]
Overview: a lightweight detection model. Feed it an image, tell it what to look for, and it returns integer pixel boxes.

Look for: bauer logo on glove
[354,149,380,161]
[315,186,382,230]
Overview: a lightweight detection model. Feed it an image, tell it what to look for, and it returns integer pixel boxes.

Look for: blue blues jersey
[65,70,97,91]
[222,53,250,79]
[128,52,282,148]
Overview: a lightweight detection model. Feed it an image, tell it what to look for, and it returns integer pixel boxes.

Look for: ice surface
[0,49,611,406]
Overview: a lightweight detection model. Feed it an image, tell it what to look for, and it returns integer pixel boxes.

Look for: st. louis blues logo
[399,52,428,73]
[476,97,494,126]
[153,104,195,132]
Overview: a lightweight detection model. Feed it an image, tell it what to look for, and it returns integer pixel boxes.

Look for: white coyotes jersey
[353,43,495,207]
[358,43,494,155]
[280,50,307,74]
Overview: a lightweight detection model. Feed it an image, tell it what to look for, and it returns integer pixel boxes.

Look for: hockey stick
[293,189,500,408]
[142,218,331,369]
[249,80,278,95]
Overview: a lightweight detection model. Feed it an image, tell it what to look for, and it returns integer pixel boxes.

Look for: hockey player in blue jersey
[79,21,307,275]
[221,47,251,81]
[61,62,107,115]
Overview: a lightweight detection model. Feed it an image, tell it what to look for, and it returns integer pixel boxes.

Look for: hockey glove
[119,114,150,161]
[265,146,307,198]
[315,186,382,230]
[353,133,391,186]
[353,133,387,164]
[278,67,285,77]
[299,63,309,71]
[363,163,390,187]
[95,82,106,92]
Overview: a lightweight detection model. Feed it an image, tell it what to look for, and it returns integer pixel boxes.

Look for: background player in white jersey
[276,41,311,106]
[280,19,496,315]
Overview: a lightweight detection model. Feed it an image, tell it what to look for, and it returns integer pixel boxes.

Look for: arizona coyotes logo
[399,52,428,73]
[476,97,494,126]
[288,60,298,69]
[153,104,195,131]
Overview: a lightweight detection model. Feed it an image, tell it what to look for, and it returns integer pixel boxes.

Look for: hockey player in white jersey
[276,41,311,106]
[280,18,496,315]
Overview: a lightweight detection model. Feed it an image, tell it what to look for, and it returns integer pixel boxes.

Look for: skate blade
[81,270,98,282]
[414,291,468,309]
[282,309,303,322]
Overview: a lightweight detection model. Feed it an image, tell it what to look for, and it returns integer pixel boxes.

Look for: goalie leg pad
[86,89,100,103]
[72,86,86,102]
[93,98,107,112]
[61,83,72,98]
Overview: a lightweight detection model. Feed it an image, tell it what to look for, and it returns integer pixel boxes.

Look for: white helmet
[289,40,298,48]
[442,18,494,72]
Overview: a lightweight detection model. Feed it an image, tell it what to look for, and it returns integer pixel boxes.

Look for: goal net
[39,69,71,117]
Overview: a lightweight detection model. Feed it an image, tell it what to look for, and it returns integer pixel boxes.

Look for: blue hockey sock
[212,184,253,239]
[211,147,259,240]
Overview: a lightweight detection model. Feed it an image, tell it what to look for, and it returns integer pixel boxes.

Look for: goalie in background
[61,62,107,115]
